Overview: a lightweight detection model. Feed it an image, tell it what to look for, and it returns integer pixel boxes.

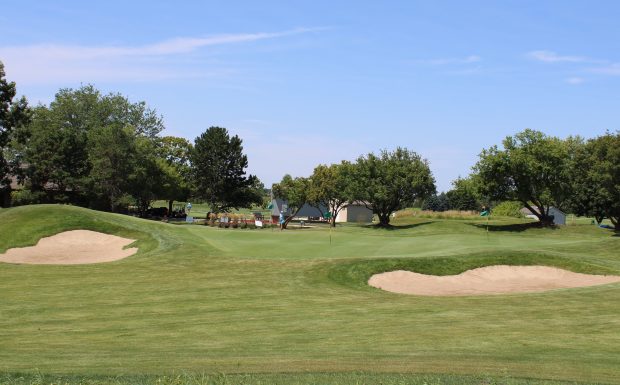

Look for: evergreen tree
[191,126,262,213]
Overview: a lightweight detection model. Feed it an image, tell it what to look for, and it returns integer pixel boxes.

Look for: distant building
[270,198,326,223]
[335,201,374,223]
[520,206,566,225]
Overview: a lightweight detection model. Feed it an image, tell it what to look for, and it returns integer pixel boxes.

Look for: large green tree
[569,131,620,229]
[87,125,138,211]
[351,148,436,226]
[13,85,164,206]
[191,126,262,213]
[307,161,354,227]
[155,136,193,213]
[0,61,29,205]
[473,129,578,225]
[446,177,481,211]
[272,174,311,229]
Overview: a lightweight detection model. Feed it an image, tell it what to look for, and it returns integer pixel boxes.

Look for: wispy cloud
[527,50,587,63]
[0,27,324,84]
[589,63,620,76]
[414,55,481,66]
[565,77,585,85]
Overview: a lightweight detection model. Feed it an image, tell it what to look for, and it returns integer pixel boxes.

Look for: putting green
[1,204,619,384]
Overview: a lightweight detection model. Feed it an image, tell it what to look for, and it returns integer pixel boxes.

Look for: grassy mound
[0,204,158,255]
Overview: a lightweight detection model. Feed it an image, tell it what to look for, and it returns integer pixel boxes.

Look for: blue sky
[1,1,618,191]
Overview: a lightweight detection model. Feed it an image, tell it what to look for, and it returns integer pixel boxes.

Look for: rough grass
[1,205,619,384]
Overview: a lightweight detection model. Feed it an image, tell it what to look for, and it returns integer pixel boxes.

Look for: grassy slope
[0,205,619,384]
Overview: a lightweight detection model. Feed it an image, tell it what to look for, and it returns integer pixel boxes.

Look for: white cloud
[0,27,324,85]
[527,50,586,63]
[565,77,585,84]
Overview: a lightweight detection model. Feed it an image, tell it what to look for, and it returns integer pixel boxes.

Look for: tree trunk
[610,216,619,230]
[282,208,301,229]
[377,212,390,226]
[168,199,173,214]
[522,201,554,226]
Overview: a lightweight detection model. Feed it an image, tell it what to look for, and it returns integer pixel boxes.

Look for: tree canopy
[473,129,577,225]
[569,131,620,229]
[0,61,29,193]
[191,126,262,213]
[9,84,166,210]
[272,174,311,229]
[352,148,436,226]
[307,162,354,227]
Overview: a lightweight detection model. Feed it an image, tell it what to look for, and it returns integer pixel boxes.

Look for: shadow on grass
[362,221,434,231]
[467,221,557,232]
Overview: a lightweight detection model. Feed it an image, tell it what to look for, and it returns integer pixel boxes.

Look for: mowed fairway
[1,205,619,384]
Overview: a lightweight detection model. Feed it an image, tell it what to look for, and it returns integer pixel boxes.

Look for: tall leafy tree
[155,136,193,213]
[446,177,481,211]
[308,161,354,227]
[351,148,436,226]
[0,61,30,205]
[87,125,137,211]
[272,174,311,229]
[13,85,164,205]
[191,126,262,213]
[569,131,620,229]
[473,129,578,225]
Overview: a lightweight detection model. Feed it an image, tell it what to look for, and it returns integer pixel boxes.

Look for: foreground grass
[1,372,609,385]
[1,205,619,384]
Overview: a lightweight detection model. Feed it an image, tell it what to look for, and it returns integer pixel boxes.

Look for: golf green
[1,205,619,384]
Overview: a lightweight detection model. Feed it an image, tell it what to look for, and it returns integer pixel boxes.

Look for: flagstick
[329,220,332,245]
[487,212,489,233]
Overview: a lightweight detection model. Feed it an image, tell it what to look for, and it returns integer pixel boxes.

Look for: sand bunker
[368,265,620,296]
[0,230,137,265]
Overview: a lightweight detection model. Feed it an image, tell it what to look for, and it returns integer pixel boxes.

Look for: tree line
[1,61,618,229]
[0,62,262,214]
[272,132,619,229]
[419,129,619,229]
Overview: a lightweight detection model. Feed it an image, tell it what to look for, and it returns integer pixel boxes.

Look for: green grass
[1,205,619,384]
[0,371,608,385]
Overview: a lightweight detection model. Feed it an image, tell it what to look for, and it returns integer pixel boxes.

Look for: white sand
[0,230,137,265]
[368,265,620,296]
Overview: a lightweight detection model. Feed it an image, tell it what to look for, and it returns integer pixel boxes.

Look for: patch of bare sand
[368,265,620,296]
[0,230,137,265]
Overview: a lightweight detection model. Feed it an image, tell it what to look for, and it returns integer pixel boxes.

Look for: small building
[335,201,374,223]
[520,206,566,225]
[270,198,326,223]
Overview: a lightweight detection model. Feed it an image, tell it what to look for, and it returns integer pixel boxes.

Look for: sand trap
[368,265,620,296]
[0,230,138,265]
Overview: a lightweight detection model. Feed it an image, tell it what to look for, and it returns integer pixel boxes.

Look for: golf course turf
[1,205,619,384]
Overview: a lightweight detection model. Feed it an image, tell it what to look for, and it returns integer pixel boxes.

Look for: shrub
[422,193,450,212]
[492,201,524,218]
[10,189,46,205]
